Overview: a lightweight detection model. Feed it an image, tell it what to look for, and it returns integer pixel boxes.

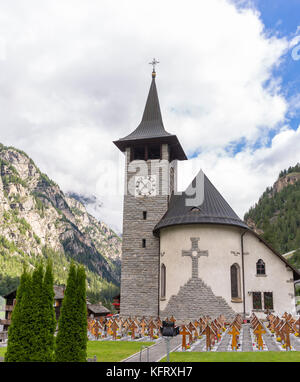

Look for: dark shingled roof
[120,77,171,141]
[113,73,187,160]
[154,170,249,233]
[87,304,110,314]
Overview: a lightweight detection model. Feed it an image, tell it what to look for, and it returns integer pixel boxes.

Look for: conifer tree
[5,266,35,361]
[5,262,56,362]
[55,262,80,362]
[42,260,56,361]
[75,265,88,362]
[5,267,31,362]
[29,263,45,361]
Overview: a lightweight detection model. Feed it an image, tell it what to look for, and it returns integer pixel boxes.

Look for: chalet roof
[3,285,65,300]
[113,72,187,160]
[154,170,248,233]
[87,304,110,314]
[3,290,17,299]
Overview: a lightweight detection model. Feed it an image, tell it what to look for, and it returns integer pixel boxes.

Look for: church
[113,63,300,321]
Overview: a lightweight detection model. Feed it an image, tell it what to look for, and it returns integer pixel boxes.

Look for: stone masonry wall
[120,144,174,317]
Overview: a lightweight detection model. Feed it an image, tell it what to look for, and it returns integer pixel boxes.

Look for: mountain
[0,143,121,306]
[244,163,300,255]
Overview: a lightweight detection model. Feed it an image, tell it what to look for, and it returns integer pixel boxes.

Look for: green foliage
[28,264,45,361]
[279,163,300,178]
[41,260,56,361]
[244,166,300,254]
[55,263,87,362]
[2,174,27,188]
[39,173,57,187]
[289,249,300,270]
[33,233,41,245]
[70,207,84,217]
[0,274,19,297]
[87,282,119,310]
[5,267,32,362]
[5,262,56,362]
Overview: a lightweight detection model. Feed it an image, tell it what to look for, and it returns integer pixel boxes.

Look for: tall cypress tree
[5,267,31,362]
[76,265,87,362]
[55,262,78,362]
[55,262,87,362]
[29,263,45,361]
[7,267,34,362]
[5,262,56,362]
[42,260,56,361]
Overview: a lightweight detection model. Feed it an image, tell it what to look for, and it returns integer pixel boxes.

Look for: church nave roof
[154,170,249,233]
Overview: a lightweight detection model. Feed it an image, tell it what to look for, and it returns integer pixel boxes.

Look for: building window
[142,239,146,248]
[133,146,145,160]
[252,292,262,309]
[256,259,266,275]
[161,264,166,298]
[143,211,147,220]
[148,144,161,159]
[264,292,273,310]
[230,263,241,299]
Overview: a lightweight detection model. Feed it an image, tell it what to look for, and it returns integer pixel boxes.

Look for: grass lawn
[161,351,300,362]
[0,347,6,358]
[0,341,154,362]
[87,341,154,362]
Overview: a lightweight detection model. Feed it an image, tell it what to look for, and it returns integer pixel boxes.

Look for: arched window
[256,259,265,275]
[161,264,166,298]
[230,263,241,299]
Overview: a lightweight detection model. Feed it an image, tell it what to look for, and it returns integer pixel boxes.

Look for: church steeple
[113,62,187,161]
[139,71,163,128]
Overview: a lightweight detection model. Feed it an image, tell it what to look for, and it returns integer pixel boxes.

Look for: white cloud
[0,0,297,231]
[178,125,300,219]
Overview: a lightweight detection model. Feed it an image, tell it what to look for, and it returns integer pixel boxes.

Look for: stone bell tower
[113,61,187,317]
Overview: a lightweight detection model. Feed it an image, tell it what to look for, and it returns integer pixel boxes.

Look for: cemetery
[82,311,300,361]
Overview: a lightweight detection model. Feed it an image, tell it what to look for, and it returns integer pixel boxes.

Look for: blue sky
[253,0,300,131]
[204,0,300,161]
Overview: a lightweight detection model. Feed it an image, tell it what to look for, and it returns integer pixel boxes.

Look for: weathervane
[149,58,159,77]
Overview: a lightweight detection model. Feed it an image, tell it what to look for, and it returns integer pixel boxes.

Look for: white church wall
[159,224,244,313]
[243,233,296,319]
[159,224,296,318]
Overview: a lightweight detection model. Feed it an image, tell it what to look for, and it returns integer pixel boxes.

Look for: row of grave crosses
[266,312,300,351]
[250,314,266,350]
[228,314,243,351]
[179,315,228,351]
[87,316,177,341]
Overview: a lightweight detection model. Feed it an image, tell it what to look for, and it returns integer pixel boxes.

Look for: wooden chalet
[0,290,16,331]
[53,285,65,321]
[87,303,110,318]
[0,285,66,332]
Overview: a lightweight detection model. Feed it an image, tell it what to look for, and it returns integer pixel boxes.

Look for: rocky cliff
[0,144,121,303]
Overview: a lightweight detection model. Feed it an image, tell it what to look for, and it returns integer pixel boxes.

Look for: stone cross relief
[182,237,208,279]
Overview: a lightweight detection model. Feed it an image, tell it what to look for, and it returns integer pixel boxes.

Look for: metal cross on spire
[149,58,159,77]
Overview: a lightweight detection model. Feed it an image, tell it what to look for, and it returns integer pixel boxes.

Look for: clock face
[135,176,156,197]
